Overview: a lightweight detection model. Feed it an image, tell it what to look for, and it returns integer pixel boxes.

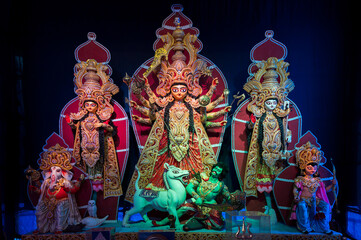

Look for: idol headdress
[72,59,119,121]
[142,17,210,108]
[39,143,73,171]
[296,141,322,170]
[244,57,295,117]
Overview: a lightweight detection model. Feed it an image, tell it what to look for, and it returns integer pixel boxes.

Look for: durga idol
[125,18,230,202]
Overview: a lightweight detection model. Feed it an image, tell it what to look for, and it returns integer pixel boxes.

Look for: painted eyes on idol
[306,165,317,171]
[172,87,187,93]
[265,100,276,105]
[85,102,97,108]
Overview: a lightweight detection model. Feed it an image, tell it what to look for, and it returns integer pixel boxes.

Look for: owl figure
[87,200,97,218]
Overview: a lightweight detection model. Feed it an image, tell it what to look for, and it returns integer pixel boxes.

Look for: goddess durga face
[171,84,188,101]
[84,101,98,113]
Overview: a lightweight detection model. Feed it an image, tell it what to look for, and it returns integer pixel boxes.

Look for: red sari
[125,105,217,202]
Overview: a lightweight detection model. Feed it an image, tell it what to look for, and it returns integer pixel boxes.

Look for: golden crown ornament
[39,144,73,171]
[143,17,210,101]
[244,57,295,117]
[296,141,322,170]
[71,59,119,121]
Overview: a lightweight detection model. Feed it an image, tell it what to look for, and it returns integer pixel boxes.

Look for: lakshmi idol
[125,18,230,202]
[66,59,122,198]
[243,57,293,218]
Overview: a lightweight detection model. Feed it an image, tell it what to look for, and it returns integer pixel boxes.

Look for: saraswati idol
[243,57,294,213]
[125,16,230,201]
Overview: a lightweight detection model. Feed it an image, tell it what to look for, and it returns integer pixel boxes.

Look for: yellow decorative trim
[40,144,72,171]
[296,141,322,170]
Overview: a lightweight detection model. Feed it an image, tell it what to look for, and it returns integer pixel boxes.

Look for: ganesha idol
[28,144,83,234]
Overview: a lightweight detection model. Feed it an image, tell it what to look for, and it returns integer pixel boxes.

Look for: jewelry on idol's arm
[206,91,226,112]
[205,78,218,99]
[206,107,231,121]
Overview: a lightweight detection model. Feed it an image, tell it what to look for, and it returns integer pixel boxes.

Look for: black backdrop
[1,0,360,238]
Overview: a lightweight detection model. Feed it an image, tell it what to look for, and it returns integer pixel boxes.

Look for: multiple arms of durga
[130,76,230,128]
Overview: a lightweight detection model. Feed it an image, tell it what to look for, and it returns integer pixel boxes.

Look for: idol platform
[20,213,342,240]
[21,227,342,240]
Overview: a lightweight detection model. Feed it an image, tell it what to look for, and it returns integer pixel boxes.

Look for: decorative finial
[87,32,97,40]
[123,73,132,87]
[265,30,274,38]
[171,4,183,13]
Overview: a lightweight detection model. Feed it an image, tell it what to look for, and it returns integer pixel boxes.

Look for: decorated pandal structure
[22,4,343,240]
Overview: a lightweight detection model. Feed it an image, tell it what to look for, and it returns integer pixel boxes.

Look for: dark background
[1,0,360,238]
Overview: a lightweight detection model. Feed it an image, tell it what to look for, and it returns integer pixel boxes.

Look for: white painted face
[50,166,62,183]
[88,200,96,206]
[264,99,278,111]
